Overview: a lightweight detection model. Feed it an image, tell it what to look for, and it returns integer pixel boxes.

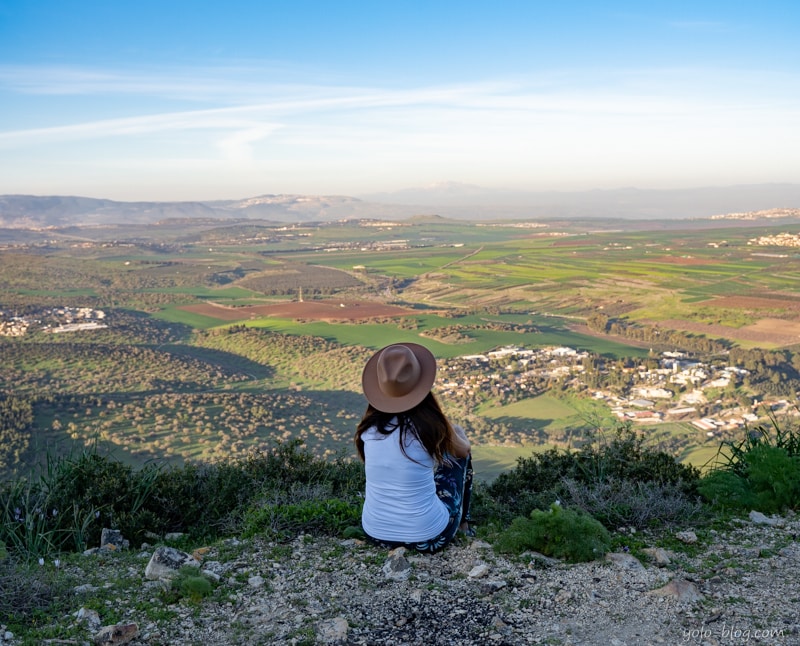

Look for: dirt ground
[573,317,800,348]
[649,255,715,265]
[180,299,417,322]
[658,318,800,346]
[704,295,800,311]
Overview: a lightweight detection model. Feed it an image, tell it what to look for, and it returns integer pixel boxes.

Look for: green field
[3,215,800,482]
[480,394,616,439]
[471,444,553,481]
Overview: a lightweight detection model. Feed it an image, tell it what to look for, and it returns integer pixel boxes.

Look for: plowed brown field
[704,296,800,311]
[658,318,800,346]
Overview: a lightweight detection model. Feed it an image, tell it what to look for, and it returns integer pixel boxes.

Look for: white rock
[92,622,139,645]
[642,547,672,566]
[317,616,349,643]
[382,547,411,581]
[468,564,490,578]
[606,552,644,570]
[203,569,222,582]
[144,546,200,581]
[74,583,99,594]
[749,510,784,526]
[74,606,102,632]
[648,579,704,604]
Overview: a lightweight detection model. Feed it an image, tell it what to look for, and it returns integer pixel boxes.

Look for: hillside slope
[5,513,798,645]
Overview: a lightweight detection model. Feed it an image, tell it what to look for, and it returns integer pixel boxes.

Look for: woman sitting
[355,342,473,554]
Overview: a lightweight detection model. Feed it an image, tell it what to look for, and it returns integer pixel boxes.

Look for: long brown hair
[354,392,455,464]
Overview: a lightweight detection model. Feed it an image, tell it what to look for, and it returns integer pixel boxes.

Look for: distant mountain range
[2,183,800,228]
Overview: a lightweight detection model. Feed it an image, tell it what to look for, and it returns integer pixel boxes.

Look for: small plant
[700,417,800,513]
[242,493,361,540]
[494,503,611,563]
[700,440,800,513]
[288,625,316,646]
[342,525,366,540]
[162,566,216,604]
[0,558,70,624]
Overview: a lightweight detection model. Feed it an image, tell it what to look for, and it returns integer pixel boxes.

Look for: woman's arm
[450,423,471,458]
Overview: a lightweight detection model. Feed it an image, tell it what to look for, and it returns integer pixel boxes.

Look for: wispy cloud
[217,124,280,161]
[1,62,798,195]
[0,106,282,145]
[0,63,309,101]
[0,68,745,144]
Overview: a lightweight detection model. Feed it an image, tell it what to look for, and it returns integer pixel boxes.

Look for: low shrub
[699,418,800,513]
[151,439,364,540]
[562,477,705,529]
[0,440,365,559]
[486,427,701,528]
[170,566,216,604]
[0,558,70,624]
[494,503,611,563]
[700,440,800,513]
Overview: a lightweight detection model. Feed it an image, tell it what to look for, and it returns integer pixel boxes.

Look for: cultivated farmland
[2,213,800,481]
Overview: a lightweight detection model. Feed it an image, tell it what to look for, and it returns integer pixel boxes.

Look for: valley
[2,211,800,481]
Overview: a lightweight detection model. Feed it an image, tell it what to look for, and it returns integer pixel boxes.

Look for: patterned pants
[364,453,473,554]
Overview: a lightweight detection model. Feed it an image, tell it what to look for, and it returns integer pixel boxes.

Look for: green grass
[482,394,577,421]
[680,444,725,471]
[239,316,648,359]
[153,307,230,329]
[479,394,615,432]
[471,444,557,481]
[143,286,261,299]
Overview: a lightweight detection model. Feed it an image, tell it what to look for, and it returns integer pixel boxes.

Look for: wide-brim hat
[362,342,437,413]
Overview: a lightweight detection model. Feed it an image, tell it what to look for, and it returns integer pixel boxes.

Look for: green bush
[0,448,161,555]
[494,503,611,563]
[700,442,800,513]
[0,440,365,559]
[159,565,216,604]
[40,450,160,550]
[174,566,215,603]
[698,470,760,511]
[485,427,701,528]
[151,439,364,540]
[699,419,800,513]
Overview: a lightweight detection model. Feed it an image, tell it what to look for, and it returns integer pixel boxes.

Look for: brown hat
[361,343,437,413]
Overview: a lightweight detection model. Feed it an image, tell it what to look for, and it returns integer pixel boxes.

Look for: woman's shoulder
[362,419,398,441]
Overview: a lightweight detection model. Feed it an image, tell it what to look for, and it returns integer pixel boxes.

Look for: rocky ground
[1,512,798,646]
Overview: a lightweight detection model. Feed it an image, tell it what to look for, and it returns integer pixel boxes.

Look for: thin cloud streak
[0,63,314,99]
[1,62,798,197]
[1,72,788,149]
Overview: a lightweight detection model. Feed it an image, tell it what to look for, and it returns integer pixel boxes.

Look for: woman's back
[356,342,473,553]
[360,424,449,542]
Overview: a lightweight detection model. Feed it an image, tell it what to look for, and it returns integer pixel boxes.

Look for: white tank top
[360,421,450,542]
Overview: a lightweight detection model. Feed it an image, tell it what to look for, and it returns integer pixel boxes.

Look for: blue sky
[0,1,798,201]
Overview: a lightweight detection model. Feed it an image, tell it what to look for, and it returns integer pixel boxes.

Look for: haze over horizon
[1,1,798,203]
